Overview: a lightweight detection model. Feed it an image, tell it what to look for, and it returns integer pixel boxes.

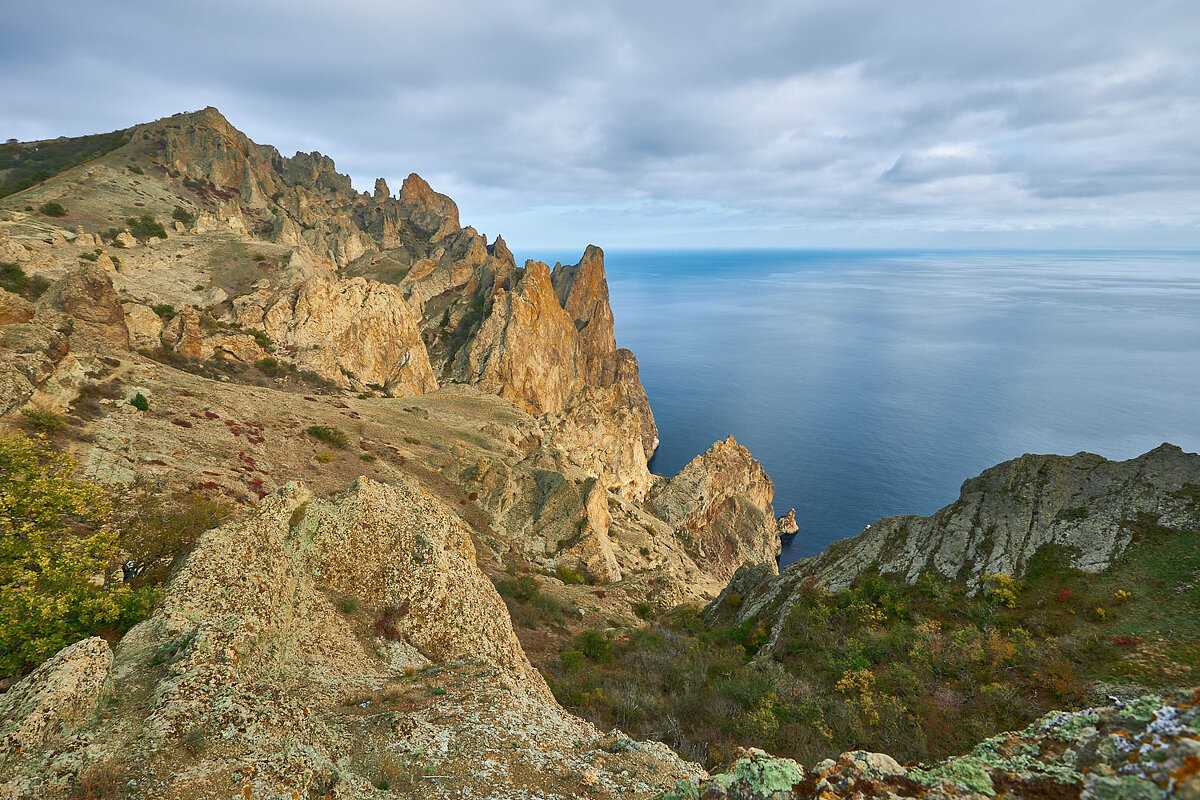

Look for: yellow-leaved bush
[0,433,158,678]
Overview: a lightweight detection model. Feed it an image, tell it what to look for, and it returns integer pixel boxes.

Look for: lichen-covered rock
[0,637,112,757]
[0,477,704,799]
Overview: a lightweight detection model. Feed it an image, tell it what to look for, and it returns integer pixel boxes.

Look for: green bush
[0,262,50,300]
[20,408,66,434]
[556,565,587,585]
[129,393,149,412]
[254,357,288,377]
[37,201,67,217]
[574,630,614,663]
[0,433,158,678]
[150,304,176,321]
[126,214,167,240]
[171,207,194,225]
[306,425,349,449]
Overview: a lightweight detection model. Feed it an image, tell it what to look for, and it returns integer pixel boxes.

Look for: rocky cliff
[706,443,1200,655]
[800,443,1200,590]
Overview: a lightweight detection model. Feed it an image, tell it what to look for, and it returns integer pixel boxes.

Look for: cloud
[1,0,1198,248]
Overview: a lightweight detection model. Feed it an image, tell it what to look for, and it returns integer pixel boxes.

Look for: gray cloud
[1,0,1198,248]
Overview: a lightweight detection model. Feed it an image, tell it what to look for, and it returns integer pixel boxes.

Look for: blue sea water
[527,249,1200,566]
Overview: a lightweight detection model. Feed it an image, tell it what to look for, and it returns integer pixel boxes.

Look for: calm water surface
[528,249,1200,565]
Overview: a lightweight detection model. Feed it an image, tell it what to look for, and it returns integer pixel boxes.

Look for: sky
[2,0,1199,250]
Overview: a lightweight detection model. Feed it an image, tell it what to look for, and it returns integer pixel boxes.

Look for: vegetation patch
[307,425,349,448]
[0,433,159,680]
[0,129,130,198]
[546,532,1199,769]
[0,262,51,300]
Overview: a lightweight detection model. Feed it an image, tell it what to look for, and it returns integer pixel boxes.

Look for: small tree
[0,433,157,678]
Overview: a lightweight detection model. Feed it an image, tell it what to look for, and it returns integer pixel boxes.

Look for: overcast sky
[3,1,1199,250]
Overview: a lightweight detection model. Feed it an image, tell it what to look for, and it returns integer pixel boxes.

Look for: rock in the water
[776,508,799,535]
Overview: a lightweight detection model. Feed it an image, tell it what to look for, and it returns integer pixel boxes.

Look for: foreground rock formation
[0,480,703,799]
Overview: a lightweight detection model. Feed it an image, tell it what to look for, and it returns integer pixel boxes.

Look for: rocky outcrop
[456,247,657,462]
[0,316,71,415]
[706,443,1200,658]
[35,263,129,347]
[0,289,33,326]
[540,384,652,501]
[647,436,781,581]
[234,273,438,394]
[776,508,799,535]
[457,258,583,413]
[0,479,703,799]
[799,443,1200,591]
[0,637,112,757]
[657,692,1200,800]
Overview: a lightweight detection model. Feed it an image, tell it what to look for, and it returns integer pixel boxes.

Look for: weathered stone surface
[541,384,652,501]
[458,259,582,413]
[237,273,438,394]
[0,478,703,799]
[647,436,781,581]
[0,320,71,415]
[35,263,129,347]
[122,303,163,350]
[777,508,799,535]
[0,637,112,757]
[800,443,1200,591]
[0,289,33,325]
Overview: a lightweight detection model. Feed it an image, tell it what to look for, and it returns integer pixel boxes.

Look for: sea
[526,249,1200,566]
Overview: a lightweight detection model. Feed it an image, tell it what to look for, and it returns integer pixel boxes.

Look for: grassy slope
[537,516,1199,769]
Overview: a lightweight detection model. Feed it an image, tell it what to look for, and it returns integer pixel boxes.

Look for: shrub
[0,262,51,300]
[574,630,614,663]
[0,433,158,678]
[129,393,149,412]
[20,408,66,434]
[126,214,167,240]
[171,207,194,225]
[557,565,587,585]
[38,201,67,217]
[150,303,176,321]
[314,453,333,464]
[633,601,656,620]
[254,357,288,377]
[247,328,271,351]
[404,435,421,445]
[497,574,541,602]
[307,425,349,449]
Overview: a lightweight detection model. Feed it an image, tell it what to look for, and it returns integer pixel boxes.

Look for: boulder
[0,637,112,757]
[35,263,130,347]
[0,289,33,326]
